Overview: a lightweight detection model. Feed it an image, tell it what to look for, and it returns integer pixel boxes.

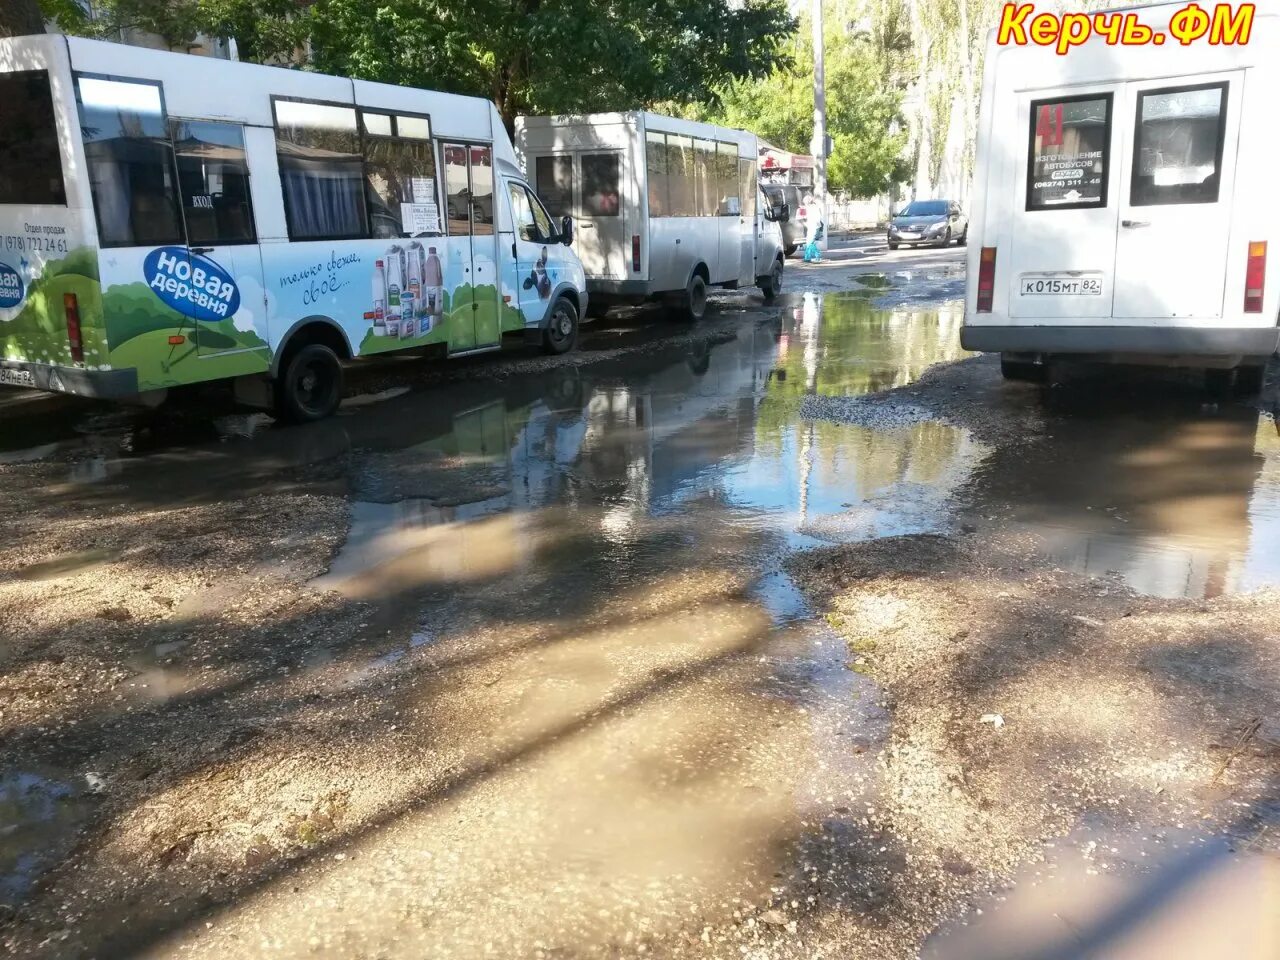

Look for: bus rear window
[1026,93,1112,211]
[0,71,67,206]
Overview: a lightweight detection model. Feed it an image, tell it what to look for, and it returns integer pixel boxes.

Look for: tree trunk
[909,0,933,198]
[0,0,47,38]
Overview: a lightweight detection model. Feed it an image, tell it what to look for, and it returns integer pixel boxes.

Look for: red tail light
[64,293,84,364]
[632,235,641,273]
[1245,241,1266,313]
[977,247,997,313]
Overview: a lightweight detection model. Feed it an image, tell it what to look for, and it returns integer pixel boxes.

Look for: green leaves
[706,7,909,198]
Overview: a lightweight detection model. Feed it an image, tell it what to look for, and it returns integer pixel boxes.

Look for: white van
[963,3,1280,388]
[0,35,587,421]
[515,112,786,322]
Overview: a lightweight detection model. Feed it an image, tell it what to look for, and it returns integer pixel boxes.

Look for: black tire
[937,228,952,248]
[670,273,708,323]
[1233,364,1266,397]
[542,296,579,355]
[888,241,899,251]
[784,244,797,257]
[1000,354,1045,383]
[274,343,343,423]
[758,258,783,301]
[957,228,968,246]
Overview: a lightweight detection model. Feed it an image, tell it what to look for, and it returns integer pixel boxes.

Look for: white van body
[515,112,786,319]
[963,3,1280,374]
[0,35,586,418]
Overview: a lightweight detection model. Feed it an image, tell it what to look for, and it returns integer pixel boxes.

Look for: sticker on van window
[1027,94,1112,211]
[0,260,24,310]
[144,246,240,321]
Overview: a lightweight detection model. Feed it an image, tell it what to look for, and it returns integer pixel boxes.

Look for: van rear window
[0,71,67,206]
[1026,93,1112,211]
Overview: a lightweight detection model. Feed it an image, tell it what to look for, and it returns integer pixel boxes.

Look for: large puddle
[4,290,1280,939]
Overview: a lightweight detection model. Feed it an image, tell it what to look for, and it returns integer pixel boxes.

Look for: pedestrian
[802,196,825,263]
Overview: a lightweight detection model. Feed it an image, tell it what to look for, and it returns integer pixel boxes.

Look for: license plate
[0,367,35,387]
[1020,276,1103,296]
[898,232,920,240]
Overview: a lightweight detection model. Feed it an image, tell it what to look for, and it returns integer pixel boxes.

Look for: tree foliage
[33,0,793,129]
[697,3,910,198]
[305,0,794,128]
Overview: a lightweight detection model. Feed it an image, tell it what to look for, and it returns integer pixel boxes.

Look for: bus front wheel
[275,343,343,422]
[543,297,580,355]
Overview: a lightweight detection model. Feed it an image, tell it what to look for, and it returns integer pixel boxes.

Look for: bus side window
[171,119,256,245]
[360,110,441,238]
[273,99,367,241]
[0,71,66,206]
[1130,83,1227,208]
[76,76,183,248]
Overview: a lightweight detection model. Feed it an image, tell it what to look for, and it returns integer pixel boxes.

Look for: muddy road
[1,245,1277,958]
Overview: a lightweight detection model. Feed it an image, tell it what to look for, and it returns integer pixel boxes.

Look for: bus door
[737,157,757,286]
[1008,87,1120,322]
[1112,74,1242,320]
[442,142,500,350]
[170,118,267,358]
[575,152,626,280]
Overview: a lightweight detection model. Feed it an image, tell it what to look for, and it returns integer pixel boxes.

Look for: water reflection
[317,297,980,597]
[967,396,1280,599]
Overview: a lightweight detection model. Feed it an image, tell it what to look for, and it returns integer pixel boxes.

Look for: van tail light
[977,247,997,313]
[64,293,84,364]
[632,235,641,273]
[1245,241,1266,313]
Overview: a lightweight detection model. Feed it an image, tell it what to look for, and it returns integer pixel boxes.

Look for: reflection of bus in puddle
[969,404,1280,599]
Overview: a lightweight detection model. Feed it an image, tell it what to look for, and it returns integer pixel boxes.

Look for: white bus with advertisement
[963,2,1279,390]
[515,112,786,322]
[0,34,587,421]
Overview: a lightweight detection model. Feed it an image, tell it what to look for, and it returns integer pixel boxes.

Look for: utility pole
[811,0,828,250]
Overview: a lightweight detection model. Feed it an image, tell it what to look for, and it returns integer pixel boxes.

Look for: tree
[0,0,47,37]
[303,0,794,130]
[699,2,909,198]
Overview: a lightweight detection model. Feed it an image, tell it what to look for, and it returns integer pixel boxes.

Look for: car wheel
[784,244,797,257]
[888,241,899,251]
[758,258,783,301]
[670,273,708,323]
[542,296,580,355]
[957,228,968,246]
[937,228,951,248]
[274,343,343,423]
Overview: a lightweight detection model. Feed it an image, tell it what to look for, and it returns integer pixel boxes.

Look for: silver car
[887,199,968,249]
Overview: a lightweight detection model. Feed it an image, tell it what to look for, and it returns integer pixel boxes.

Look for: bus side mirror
[560,216,574,246]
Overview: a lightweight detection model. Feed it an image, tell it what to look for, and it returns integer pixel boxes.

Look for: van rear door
[1008,88,1119,320]
[1112,74,1241,320]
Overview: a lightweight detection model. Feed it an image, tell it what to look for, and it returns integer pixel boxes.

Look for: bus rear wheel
[1000,354,1045,383]
[670,273,708,323]
[542,297,580,355]
[275,343,343,422]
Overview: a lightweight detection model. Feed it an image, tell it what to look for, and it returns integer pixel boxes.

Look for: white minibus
[963,2,1279,389]
[515,112,786,322]
[0,35,587,421]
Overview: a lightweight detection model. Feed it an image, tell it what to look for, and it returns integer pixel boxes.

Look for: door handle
[1122,220,1151,229]
[190,246,213,255]
[580,222,596,229]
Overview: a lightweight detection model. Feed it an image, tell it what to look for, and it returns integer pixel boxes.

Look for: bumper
[0,360,140,398]
[961,324,1280,358]
[587,278,652,298]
